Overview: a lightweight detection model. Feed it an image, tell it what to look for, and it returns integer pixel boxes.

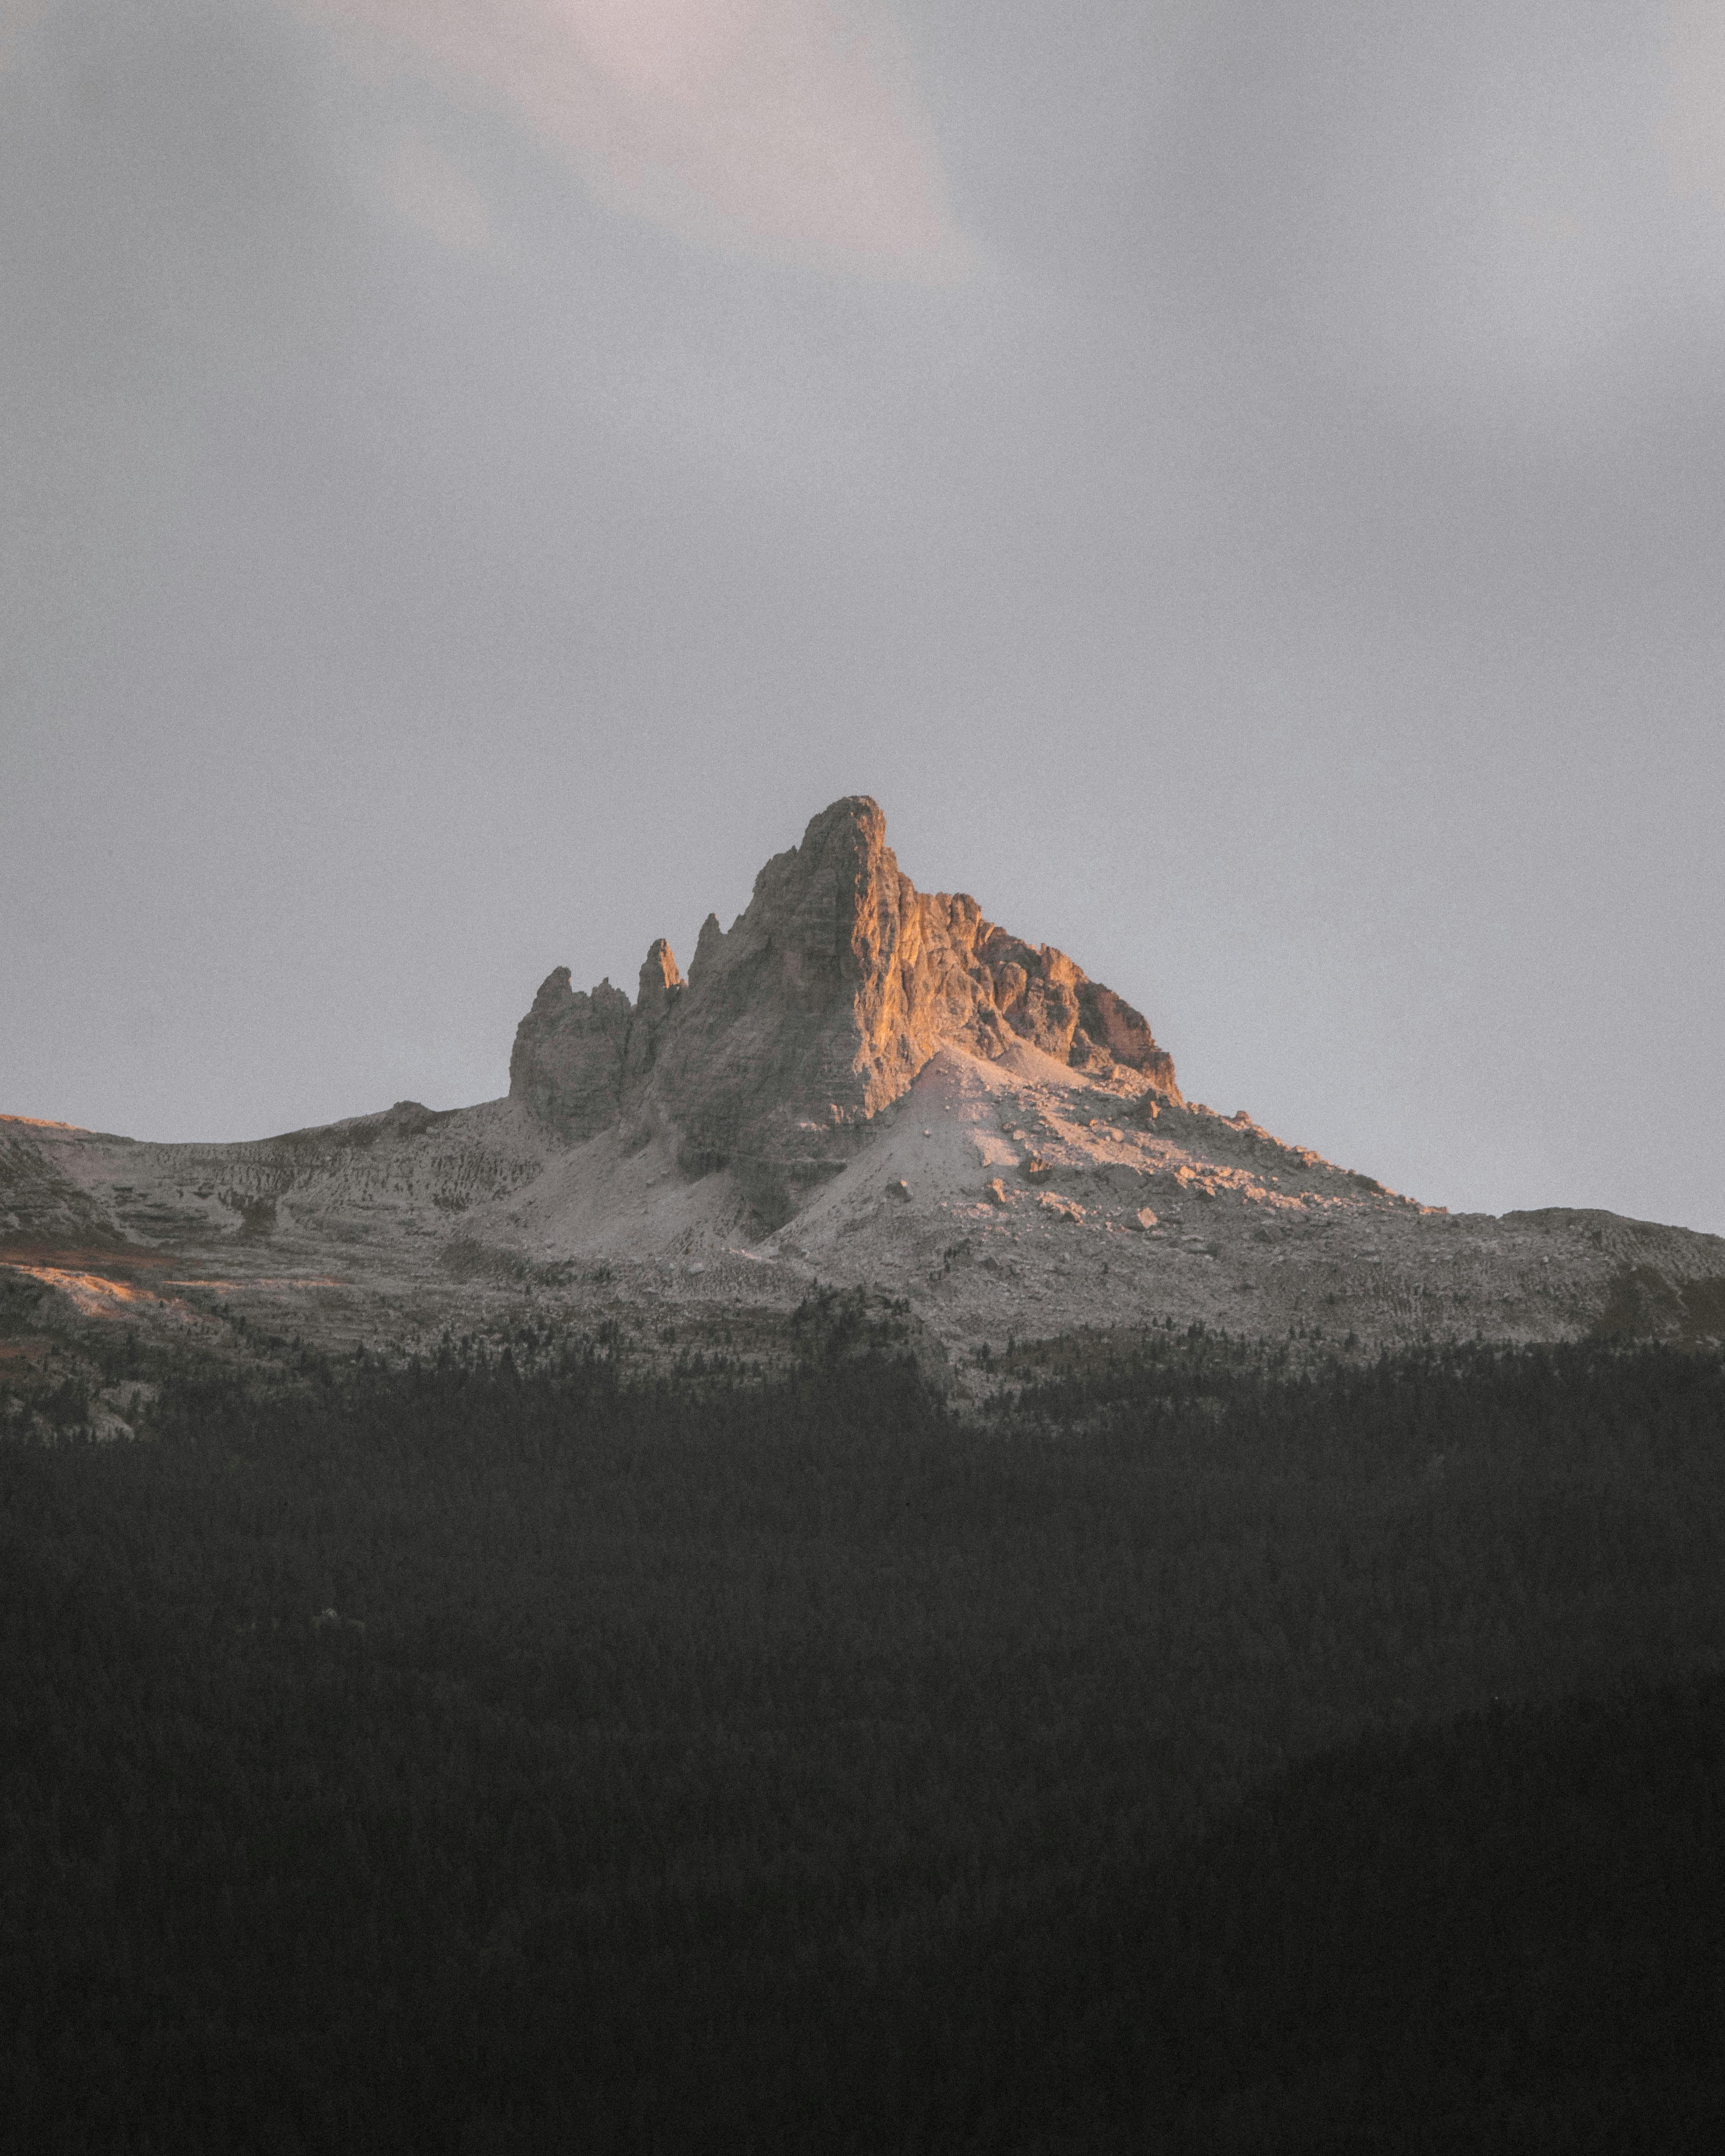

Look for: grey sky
[3,0,1721,1232]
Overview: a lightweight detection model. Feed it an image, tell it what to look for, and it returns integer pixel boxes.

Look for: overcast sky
[3,0,1722,1232]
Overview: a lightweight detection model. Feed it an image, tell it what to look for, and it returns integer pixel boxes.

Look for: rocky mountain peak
[636,938,683,1020]
[509,796,1181,1223]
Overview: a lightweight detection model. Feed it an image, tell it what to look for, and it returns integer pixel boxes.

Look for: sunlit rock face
[510,795,1181,1223]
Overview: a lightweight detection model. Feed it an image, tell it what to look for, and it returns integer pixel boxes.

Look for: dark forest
[4,1309,1723,2152]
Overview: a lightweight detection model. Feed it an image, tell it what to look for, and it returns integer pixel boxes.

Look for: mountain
[3,797,1722,1364]
[508,795,1178,1221]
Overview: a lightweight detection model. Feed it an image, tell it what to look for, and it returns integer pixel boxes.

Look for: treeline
[3,1324,1723,2150]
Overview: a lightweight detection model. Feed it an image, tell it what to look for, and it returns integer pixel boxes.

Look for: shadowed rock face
[506,971,633,1140]
[509,796,1181,1223]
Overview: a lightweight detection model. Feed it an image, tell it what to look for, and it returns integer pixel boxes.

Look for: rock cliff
[509,796,1180,1223]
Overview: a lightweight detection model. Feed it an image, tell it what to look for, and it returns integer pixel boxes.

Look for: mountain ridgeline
[4,792,1723,1358]
[507,796,1178,1223]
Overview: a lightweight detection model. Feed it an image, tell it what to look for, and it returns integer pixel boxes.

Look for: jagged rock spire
[510,796,1179,1222]
[637,938,683,1018]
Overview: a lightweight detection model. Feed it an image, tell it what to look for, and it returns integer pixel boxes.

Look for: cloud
[375,128,500,253]
[1661,0,1725,207]
[299,0,972,278]
[0,1,52,66]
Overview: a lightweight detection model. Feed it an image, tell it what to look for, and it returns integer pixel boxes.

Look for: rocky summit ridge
[508,797,1178,1225]
[3,796,1724,1369]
